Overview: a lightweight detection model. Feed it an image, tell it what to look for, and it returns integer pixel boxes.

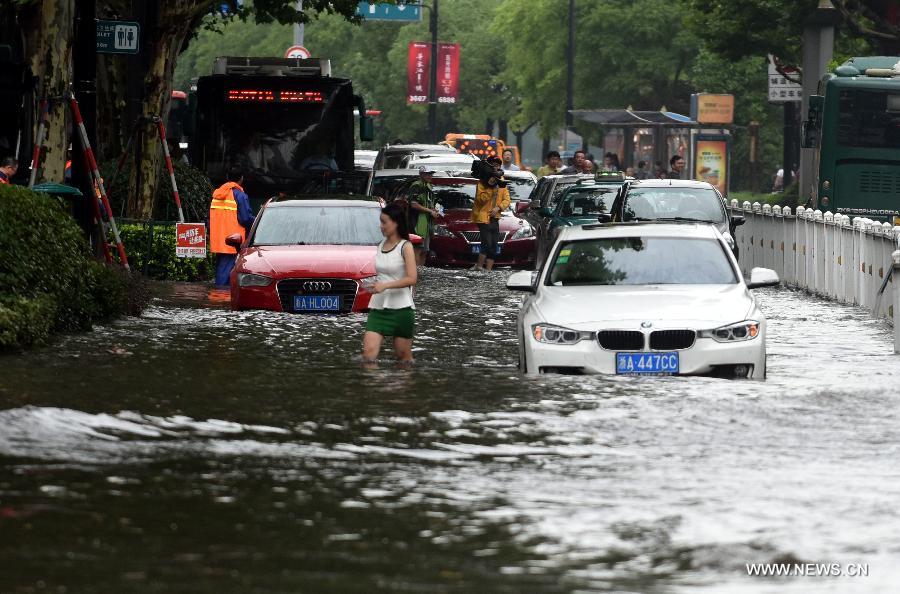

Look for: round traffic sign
[284,45,311,59]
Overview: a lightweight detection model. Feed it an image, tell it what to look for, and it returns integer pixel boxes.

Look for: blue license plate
[471,245,502,255]
[293,295,341,312]
[616,352,679,375]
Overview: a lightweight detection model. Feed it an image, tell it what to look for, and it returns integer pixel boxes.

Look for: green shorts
[366,307,416,339]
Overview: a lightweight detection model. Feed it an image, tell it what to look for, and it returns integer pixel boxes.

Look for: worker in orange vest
[0,157,18,184]
[210,165,255,286]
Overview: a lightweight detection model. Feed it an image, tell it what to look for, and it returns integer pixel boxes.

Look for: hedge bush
[118,221,214,282]
[0,183,138,350]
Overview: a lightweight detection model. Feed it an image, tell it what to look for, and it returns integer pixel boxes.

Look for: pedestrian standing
[666,155,686,179]
[209,166,255,286]
[470,156,511,272]
[0,157,18,184]
[536,151,564,178]
[501,148,520,171]
[407,167,442,266]
[560,150,586,174]
[635,160,650,179]
[363,202,418,365]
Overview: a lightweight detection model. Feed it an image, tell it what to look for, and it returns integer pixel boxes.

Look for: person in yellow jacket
[210,166,256,286]
[470,156,511,272]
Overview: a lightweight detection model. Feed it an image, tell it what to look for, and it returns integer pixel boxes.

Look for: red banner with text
[436,43,460,104]
[407,42,431,104]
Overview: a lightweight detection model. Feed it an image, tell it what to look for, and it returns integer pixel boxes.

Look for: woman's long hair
[382,202,410,240]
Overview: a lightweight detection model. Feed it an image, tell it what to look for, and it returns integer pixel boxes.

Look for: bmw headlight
[532,324,594,345]
[699,320,760,342]
[432,224,455,238]
[511,222,533,240]
[237,272,273,287]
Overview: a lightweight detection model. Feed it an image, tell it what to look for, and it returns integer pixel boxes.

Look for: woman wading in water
[362,203,418,365]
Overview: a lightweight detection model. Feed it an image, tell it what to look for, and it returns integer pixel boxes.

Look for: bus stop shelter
[569,109,698,173]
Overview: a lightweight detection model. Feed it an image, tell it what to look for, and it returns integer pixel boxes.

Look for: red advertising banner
[437,43,460,104]
[407,41,430,104]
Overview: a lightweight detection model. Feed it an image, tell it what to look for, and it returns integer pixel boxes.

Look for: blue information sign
[357,2,422,22]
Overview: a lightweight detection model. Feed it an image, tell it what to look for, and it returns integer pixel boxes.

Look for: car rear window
[622,187,726,223]
[252,205,383,246]
[547,237,737,286]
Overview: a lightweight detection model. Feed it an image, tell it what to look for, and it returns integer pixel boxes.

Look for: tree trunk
[126,3,202,219]
[19,1,75,184]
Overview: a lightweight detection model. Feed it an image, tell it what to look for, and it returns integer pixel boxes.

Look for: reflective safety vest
[210,182,245,254]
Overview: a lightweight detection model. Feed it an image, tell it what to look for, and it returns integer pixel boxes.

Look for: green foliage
[103,160,214,223]
[0,183,135,351]
[175,0,518,146]
[118,222,214,282]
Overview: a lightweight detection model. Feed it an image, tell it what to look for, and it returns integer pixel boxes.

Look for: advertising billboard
[694,137,730,196]
[436,43,460,104]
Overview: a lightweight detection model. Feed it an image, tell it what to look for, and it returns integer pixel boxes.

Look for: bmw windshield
[547,237,737,286]
[252,205,383,246]
[622,187,726,224]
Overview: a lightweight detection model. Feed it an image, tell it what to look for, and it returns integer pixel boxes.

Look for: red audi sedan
[427,177,537,268]
[227,197,394,313]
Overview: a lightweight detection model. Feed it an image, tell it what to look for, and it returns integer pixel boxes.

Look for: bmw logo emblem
[641,321,653,328]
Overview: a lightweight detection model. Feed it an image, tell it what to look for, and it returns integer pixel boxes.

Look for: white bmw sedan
[506,222,779,379]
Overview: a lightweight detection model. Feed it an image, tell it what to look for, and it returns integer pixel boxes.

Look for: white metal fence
[730,200,900,324]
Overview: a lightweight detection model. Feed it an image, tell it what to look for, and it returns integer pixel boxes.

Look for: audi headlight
[511,222,534,240]
[432,224,455,238]
[237,272,273,287]
[532,324,594,345]
[699,320,760,342]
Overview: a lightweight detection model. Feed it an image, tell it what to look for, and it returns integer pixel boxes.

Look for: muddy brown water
[1,270,899,593]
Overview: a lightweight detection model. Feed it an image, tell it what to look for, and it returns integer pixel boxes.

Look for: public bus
[442,133,521,167]
[802,56,900,223]
[188,57,374,205]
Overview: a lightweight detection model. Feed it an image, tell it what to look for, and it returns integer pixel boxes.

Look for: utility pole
[428,0,439,143]
[799,0,839,206]
[564,0,575,150]
[293,1,304,45]
[72,0,98,241]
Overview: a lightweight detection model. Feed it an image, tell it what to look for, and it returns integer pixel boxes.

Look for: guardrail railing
[730,200,900,352]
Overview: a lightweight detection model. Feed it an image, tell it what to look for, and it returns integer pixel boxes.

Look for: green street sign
[96,20,140,55]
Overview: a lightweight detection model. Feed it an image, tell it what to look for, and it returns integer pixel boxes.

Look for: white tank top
[368,239,415,310]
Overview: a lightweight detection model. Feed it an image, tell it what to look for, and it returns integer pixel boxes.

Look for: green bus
[802,56,900,223]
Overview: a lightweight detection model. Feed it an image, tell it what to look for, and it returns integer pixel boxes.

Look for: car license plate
[471,245,501,255]
[616,352,679,375]
[293,295,341,312]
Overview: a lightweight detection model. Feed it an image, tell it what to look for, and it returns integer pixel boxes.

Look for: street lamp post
[428,0,439,143]
[564,0,575,150]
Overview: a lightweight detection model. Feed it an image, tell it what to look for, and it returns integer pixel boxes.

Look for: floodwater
[2,270,899,594]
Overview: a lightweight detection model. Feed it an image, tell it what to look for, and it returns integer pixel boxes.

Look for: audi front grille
[276,278,359,313]
[649,330,696,350]
[597,330,644,351]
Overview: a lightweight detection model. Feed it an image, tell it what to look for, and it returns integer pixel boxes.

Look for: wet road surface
[1,269,899,593]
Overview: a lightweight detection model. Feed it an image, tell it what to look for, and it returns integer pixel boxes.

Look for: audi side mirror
[598,213,613,223]
[515,201,530,215]
[731,216,745,230]
[225,233,243,249]
[409,233,424,246]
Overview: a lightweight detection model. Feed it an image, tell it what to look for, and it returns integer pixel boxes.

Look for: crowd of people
[533,150,687,180]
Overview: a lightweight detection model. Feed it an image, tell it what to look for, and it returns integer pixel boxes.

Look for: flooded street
[2,269,899,593]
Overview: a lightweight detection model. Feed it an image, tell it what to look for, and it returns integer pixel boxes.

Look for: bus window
[837,89,900,149]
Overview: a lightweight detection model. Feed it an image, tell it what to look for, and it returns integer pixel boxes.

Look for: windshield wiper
[658,217,721,224]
